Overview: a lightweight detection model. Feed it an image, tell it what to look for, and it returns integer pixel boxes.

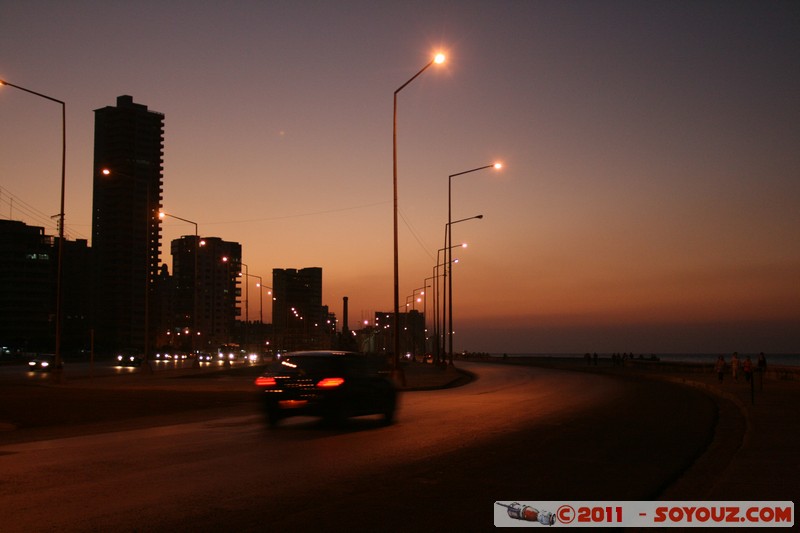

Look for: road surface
[0,361,717,531]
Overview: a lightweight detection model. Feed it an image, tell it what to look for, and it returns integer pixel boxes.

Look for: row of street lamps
[4,51,501,374]
[391,54,503,369]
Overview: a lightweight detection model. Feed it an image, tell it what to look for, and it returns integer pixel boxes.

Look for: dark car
[27,354,56,371]
[115,353,143,367]
[255,351,398,427]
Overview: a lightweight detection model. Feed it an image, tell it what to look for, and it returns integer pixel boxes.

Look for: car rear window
[274,356,343,374]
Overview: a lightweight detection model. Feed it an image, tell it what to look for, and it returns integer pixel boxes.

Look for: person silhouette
[715,355,725,384]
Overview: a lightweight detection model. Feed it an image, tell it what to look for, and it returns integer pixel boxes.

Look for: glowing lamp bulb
[434,53,446,64]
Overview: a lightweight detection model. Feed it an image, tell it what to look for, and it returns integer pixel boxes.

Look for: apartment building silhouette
[91,95,164,354]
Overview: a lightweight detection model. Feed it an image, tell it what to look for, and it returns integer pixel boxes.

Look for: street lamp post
[423,276,435,353]
[1,79,66,377]
[442,215,483,365]
[253,276,268,326]
[255,279,274,355]
[392,52,445,374]
[411,285,427,357]
[433,257,460,365]
[238,262,249,350]
[159,211,199,353]
[437,242,467,364]
[241,272,270,353]
[446,163,502,364]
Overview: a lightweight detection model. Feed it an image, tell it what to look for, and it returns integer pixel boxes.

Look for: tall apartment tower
[169,236,241,350]
[91,95,164,354]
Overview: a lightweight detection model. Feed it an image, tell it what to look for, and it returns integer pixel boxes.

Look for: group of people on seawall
[715,352,767,384]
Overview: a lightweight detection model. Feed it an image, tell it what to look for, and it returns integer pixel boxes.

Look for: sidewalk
[660,369,800,502]
[485,356,800,502]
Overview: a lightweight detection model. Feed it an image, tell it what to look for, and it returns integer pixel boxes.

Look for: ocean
[491,353,800,367]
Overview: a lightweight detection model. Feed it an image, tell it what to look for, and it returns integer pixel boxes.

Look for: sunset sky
[2,1,798,354]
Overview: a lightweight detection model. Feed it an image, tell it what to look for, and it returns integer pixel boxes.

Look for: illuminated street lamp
[433,253,461,364]
[423,275,435,349]
[256,281,273,317]
[1,79,66,377]
[412,285,427,311]
[410,285,428,357]
[252,276,270,325]
[437,242,467,363]
[239,269,269,351]
[236,261,250,350]
[392,52,446,373]
[159,210,200,353]
[447,163,501,364]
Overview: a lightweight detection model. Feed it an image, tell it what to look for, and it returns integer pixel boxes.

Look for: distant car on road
[116,353,143,367]
[28,354,56,371]
[196,352,214,363]
[255,351,397,427]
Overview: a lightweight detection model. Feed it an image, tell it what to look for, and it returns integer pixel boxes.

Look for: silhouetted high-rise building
[272,267,332,351]
[0,220,91,354]
[91,95,164,354]
[169,236,241,350]
[0,220,53,351]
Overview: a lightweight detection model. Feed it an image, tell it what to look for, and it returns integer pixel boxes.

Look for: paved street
[0,361,719,531]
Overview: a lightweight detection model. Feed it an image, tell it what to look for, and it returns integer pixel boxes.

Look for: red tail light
[255,376,277,387]
[316,377,345,388]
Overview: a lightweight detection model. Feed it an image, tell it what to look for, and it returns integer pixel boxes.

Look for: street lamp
[238,261,249,349]
[159,210,200,353]
[446,211,488,365]
[410,285,427,357]
[412,285,427,311]
[437,242,467,363]
[239,270,270,352]
[446,162,501,364]
[1,79,66,377]
[392,52,446,373]
[255,279,274,354]
[253,277,269,325]
[423,276,435,353]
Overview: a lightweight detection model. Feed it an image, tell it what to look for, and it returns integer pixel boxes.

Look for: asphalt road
[0,361,717,532]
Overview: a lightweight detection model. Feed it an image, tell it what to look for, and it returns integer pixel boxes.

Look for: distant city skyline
[2,1,798,354]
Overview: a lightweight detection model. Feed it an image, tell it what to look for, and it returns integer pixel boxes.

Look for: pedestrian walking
[757,352,767,373]
[715,355,725,384]
[757,352,767,390]
[731,352,740,381]
[743,355,753,382]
